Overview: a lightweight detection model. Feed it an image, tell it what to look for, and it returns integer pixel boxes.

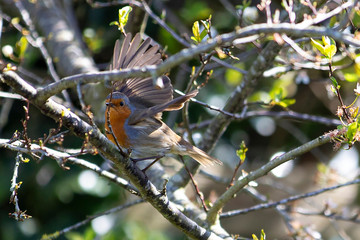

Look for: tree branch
[206,133,334,225]
[43,199,145,239]
[1,70,224,240]
[220,178,360,218]
[34,21,360,102]
[0,138,139,195]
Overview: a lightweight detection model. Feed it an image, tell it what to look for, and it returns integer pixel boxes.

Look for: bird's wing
[128,90,198,125]
[110,33,173,107]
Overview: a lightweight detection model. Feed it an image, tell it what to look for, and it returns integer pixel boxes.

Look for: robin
[105,33,222,167]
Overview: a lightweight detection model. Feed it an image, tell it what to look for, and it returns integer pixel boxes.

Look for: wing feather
[116,33,132,69]
[122,33,142,67]
[128,90,198,125]
[110,33,173,107]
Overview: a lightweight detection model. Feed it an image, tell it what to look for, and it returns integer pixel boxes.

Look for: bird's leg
[130,155,164,172]
[131,156,164,172]
[141,157,162,173]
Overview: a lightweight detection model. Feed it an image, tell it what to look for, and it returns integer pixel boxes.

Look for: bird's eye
[119,101,124,106]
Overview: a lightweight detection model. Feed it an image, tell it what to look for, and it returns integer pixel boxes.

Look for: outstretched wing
[128,90,198,125]
[110,33,173,107]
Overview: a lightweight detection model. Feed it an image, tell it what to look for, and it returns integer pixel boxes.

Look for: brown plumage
[105,33,222,167]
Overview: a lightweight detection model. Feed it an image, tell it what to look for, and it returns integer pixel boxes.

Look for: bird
[105,33,222,168]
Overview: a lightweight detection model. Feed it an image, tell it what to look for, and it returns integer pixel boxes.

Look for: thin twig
[9,153,32,221]
[175,89,341,126]
[42,199,144,240]
[207,132,334,224]
[243,186,297,234]
[179,156,208,212]
[1,71,221,239]
[281,34,318,61]
[140,0,189,47]
[227,161,244,189]
[328,62,352,123]
[293,207,360,223]
[220,178,360,218]
[21,100,31,151]
[182,54,213,145]
[34,20,360,101]
[0,138,139,195]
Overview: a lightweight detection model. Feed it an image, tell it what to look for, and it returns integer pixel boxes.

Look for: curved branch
[1,71,224,240]
[206,133,333,224]
[35,22,360,102]
[170,0,354,191]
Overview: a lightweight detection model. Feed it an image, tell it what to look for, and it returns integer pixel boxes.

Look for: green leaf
[252,229,266,240]
[311,37,337,60]
[16,36,28,60]
[192,21,201,43]
[330,85,338,96]
[200,29,208,40]
[119,6,132,23]
[236,141,248,164]
[277,98,296,108]
[110,6,132,33]
[347,122,358,143]
[109,21,119,26]
[311,38,326,56]
[260,229,266,240]
[192,15,212,44]
[119,6,132,31]
[329,76,338,88]
[190,36,198,43]
[324,44,337,59]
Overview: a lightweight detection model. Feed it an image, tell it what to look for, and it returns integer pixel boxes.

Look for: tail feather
[187,146,222,167]
[178,139,222,167]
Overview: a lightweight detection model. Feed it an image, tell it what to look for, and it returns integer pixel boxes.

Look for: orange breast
[105,105,131,148]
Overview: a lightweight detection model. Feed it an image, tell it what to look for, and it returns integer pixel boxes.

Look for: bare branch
[9,153,32,221]
[1,70,224,240]
[0,138,139,195]
[220,178,360,218]
[35,21,360,102]
[294,206,360,223]
[207,132,334,224]
[176,89,341,126]
[42,200,144,240]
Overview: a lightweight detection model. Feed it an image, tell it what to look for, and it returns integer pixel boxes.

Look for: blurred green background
[1,0,360,239]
